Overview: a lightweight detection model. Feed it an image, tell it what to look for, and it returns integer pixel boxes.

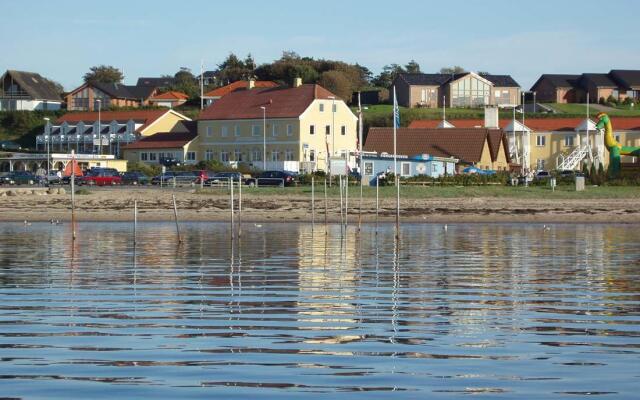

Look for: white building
[0,70,63,111]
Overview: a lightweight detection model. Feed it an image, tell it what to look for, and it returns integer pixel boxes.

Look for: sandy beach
[2,186,640,224]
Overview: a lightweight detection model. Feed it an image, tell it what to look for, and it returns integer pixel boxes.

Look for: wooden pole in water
[395,175,400,240]
[133,199,137,245]
[324,177,328,233]
[345,174,349,229]
[230,177,234,238]
[311,176,315,231]
[375,175,379,235]
[339,175,344,231]
[172,194,182,243]
[70,150,76,241]
[238,178,242,238]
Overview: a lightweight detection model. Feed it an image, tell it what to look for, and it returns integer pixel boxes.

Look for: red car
[78,168,122,186]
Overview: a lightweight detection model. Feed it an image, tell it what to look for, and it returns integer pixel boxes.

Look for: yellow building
[120,121,200,166]
[197,79,358,171]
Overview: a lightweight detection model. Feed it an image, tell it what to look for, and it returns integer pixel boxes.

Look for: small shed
[360,152,457,184]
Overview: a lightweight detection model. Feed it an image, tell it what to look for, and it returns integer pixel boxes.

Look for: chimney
[248,79,255,90]
[293,77,302,88]
[484,105,499,129]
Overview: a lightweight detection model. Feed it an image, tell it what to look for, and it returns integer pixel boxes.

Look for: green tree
[319,70,352,102]
[83,65,124,85]
[371,64,406,88]
[405,60,421,73]
[216,53,255,84]
[439,66,466,74]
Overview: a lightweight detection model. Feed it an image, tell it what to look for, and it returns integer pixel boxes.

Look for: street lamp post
[327,96,335,185]
[43,117,50,180]
[260,106,266,171]
[96,99,102,155]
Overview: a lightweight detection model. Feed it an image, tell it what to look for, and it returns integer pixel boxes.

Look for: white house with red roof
[197,78,357,172]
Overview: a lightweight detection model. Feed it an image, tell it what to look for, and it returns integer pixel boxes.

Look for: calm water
[0,222,639,399]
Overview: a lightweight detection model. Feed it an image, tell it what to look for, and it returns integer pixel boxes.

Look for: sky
[2,0,640,91]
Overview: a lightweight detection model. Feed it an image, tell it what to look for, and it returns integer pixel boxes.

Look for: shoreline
[2,188,640,224]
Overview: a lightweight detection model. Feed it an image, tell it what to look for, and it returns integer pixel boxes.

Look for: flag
[393,87,400,129]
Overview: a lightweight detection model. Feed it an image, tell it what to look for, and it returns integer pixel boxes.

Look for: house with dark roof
[364,127,511,171]
[65,81,159,111]
[392,72,521,109]
[121,121,199,165]
[0,70,62,111]
[36,109,191,157]
[531,70,640,104]
[198,78,357,171]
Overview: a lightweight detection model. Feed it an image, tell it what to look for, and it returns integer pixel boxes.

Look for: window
[221,151,229,162]
[341,126,346,136]
[285,149,294,161]
[272,124,278,137]
[364,162,374,175]
[205,149,213,161]
[252,125,260,136]
[450,75,491,107]
[286,124,293,136]
[564,135,574,147]
[325,125,330,135]
[206,126,212,137]
[615,134,621,143]
[537,159,545,170]
[401,162,411,177]
[221,125,228,137]
[309,150,315,162]
[149,152,157,161]
[234,149,242,161]
[319,103,325,112]
[421,89,427,102]
[187,151,196,161]
[271,150,279,161]
[332,104,336,112]
[234,125,240,137]
[252,149,261,161]
[536,135,546,147]
[140,152,148,161]
[309,125,315,135]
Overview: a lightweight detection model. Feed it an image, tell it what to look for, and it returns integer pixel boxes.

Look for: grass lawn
[198,184,640,200]
[547,103,640,117]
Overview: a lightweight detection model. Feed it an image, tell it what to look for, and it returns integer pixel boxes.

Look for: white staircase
[557,144,590,171]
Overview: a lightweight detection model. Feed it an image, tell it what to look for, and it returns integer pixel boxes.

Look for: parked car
[558,170,575,178]
[462,166,496,175]
[78,168,122,186]
[151,172,176,185]
[204,171,244,185]
[0,172,15,185]
[534,170,551,180]
[121,171,150,185]
[8,171,39,185]
[45,171,63,185]
[246,171,297,187]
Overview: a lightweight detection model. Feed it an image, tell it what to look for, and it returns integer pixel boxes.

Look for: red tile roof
[199,84,337,120]
[151,91,189,100]
[409,117,640,131]
[121,127,197,150]
[56,109,171,132]
[365,128,507,164]
[203,80,279,98]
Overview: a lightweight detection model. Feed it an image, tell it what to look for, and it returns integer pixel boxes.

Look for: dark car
[0,172,15,185]
[8,171,38,185]
[558,170,575,178]
[534,170,551,180]
[121,171,150,185]
[78,168,122,186]
[151,172,176,185]
[204,171,244,186]
[247,171,297,187]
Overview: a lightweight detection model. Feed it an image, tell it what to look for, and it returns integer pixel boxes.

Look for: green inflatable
[595,113,640,175]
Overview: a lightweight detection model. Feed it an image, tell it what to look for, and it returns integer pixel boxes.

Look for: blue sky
[2,0,639,91]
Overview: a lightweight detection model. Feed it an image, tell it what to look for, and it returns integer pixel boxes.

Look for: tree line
[82,54,473,104]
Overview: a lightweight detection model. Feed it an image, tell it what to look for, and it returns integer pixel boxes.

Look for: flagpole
[358,91,363,232]
[393,86,400,240]
[200,60,204,110]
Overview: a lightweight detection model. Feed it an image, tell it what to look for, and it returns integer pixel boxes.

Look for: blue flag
[393,86,400,128]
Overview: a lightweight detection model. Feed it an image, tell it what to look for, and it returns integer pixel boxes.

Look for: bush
[606,95,618,105]
[622,97,634,106]
[127,161,161,177]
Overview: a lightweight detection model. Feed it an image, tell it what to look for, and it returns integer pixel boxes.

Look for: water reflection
[0,222,639,398]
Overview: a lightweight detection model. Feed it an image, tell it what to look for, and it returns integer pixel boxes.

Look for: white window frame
[140,152,148,161]
[186,151,196,161]
[286,124,293,136]
[564,135,574,147]
[285,149,294,161]
[221,125,229,137]
[272,124,278,137]
[364,161,374,175]
[234,125,240,137]
[271,150,279,162]
[319,103,325,112]
[252,149,261,161]
[206,126,212,137]
[252,125,260,136]
[205,149,213,161]
[234,149,242,161]
[536,135,546,147]
[221,151,229,162]
[149,152,157,161]
[401,162,411,177]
